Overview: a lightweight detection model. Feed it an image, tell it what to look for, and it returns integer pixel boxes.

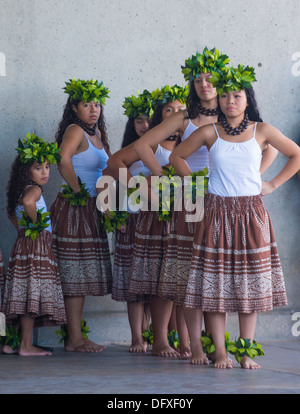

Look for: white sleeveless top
[16,188,52,233]
[61,130,109,197]
[182,119,210,173]
[208,123,262,197]
[126,144,172,213]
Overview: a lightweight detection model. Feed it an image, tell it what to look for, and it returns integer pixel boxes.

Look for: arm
[21,186,42,223]
[169,124,214,177]
[9,213,19,231]
[107,142,140,187]
[260,144,278,175]
[134,111,187,176]
[58,125,85,193]
[258,123,300,195]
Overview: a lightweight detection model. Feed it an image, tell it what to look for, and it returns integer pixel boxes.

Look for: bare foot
[152,344,180,357]
[179,346,192,360]
[65,338,106,353]
[2,345,19,354]
[18,344,52,356]
[190,348,209,365]
[209,352,235,366]
[214,352,233,369]
[129,340,147,353]
[240,356,261,369]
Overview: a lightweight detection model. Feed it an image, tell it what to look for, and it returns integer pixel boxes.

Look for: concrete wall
[1,0,300,341]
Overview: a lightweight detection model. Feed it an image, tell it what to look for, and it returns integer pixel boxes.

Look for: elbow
[169,152,176,165]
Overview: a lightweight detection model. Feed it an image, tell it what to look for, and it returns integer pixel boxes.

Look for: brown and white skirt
[50,194,112,297]
[2,230,66,327]
[158,199,197,304]
[112,213,150,303]
[128,210,170,296]
[0,249,5,310]
[183,193,288,313]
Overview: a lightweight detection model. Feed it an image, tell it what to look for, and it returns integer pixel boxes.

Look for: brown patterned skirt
[158,197,197,304]
[128,210,170,296]
[112,213,150,303]
[183,193,288,313]
[0,249,5,310]
[50,194,112,297]
[2,230,66,327]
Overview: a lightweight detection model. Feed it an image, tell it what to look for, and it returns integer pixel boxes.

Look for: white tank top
[61,129,109,197]
[126,144,172,213]
[208,123,262,197]
[182,119,209,173]
[16,188,52,233]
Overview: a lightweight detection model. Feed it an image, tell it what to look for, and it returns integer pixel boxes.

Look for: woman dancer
[2,133,66,356]
[170,63,300,368]
[50,79,112,353]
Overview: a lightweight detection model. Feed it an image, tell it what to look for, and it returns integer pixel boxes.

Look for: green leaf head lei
[16,133,61,165]
[150,84,189,110]
[63,78,110,104]
[209,64,257,95]
[181,47,230,82]
[122,89,154,119]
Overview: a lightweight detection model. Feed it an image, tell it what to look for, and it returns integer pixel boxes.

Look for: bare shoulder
[256,122,281,135]
[22,185,42,203]
[62,124,85,143]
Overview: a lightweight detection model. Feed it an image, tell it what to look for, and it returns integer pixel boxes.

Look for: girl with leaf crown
[132,48,227,359]
[99,89,153,354]
[99,85,187,356]
[2,134,66,356]
[50,78,112,353]
[169,63,300,369]
[134,47,278,362]
[121,89,152,148]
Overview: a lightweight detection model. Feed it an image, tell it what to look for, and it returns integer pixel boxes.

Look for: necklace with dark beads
[73,117,97,135]
[198,105,218,117]
[28,181,43,192]
[220,113,249,135]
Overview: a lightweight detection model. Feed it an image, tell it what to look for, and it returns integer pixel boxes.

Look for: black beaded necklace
[220,113,249,136]
[28,180,43,192]
[73,117,97,135]
[198,105,218,117]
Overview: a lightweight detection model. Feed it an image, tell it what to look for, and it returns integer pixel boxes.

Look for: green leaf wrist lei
[18,208,51,241]
[61,177,91,206]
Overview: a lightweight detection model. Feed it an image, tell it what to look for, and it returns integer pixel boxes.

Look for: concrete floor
[0,340,300,395]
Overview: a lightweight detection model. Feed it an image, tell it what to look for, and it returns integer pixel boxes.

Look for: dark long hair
[55,97,111,156]
[7,156,33,217]
[217,88,263,122]
[150,103,181,145]
[121,118,139,148]
[185,80,207,120]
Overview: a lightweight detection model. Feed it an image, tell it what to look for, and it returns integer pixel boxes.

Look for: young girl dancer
[101,86,187,355]
[107,90,154,353]
[121,90,151,148]
[50,79,112,353]
[133,48,278,359]
[133,49,227,357]
[169,64,300,369]
[2,133,66,356]
[126,85,188,358]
